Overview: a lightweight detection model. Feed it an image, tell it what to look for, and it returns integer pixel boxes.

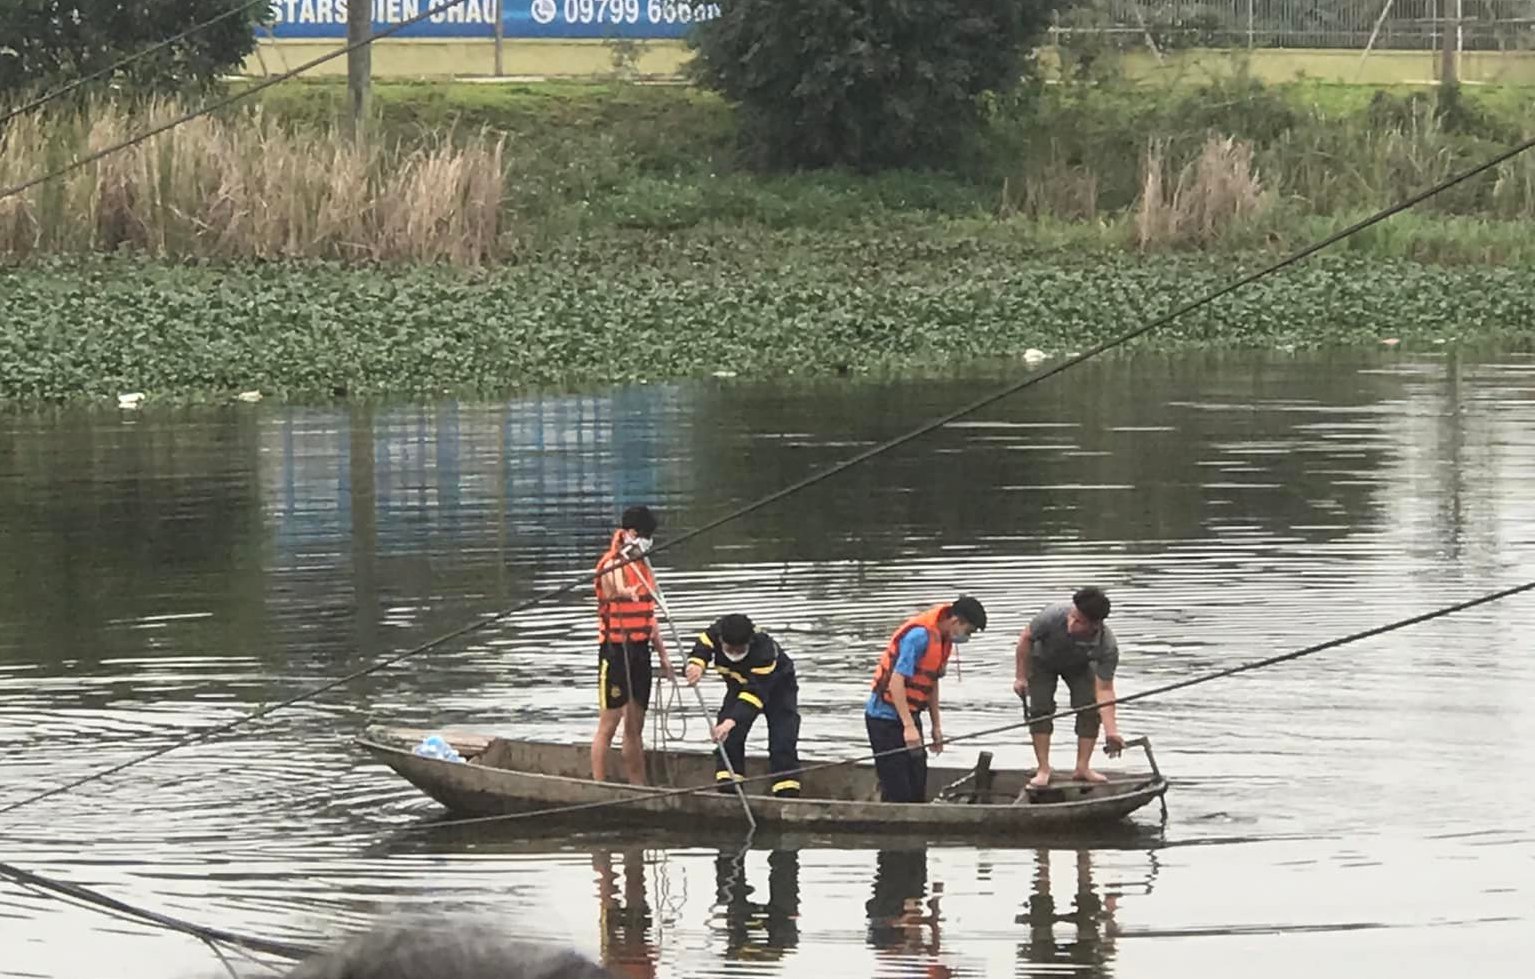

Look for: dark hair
[619,505,658,537]
[718,613,755,646]
[280,922,616,979]
[1073,586,1111,622]
[950,595,987,630]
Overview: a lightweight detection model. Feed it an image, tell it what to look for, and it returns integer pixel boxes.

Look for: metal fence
[1053,0,1535,51]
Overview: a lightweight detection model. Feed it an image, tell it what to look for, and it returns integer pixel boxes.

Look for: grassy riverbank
[4,241,1533,404]
[3,76,1535,263]
[3,76,1534,403]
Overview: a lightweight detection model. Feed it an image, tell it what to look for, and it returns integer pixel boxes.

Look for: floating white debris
[117,392,145,409]
[1023,348,1047,365]
[1381,337,1401,347]
[236,390,263,403]
[712,369,738,378]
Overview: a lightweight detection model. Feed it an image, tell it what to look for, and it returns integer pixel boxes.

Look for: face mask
[950,631,970,645]
[634,536,654,554]
[723,647,749,663]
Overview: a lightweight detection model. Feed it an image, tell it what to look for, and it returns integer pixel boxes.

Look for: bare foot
[1071,768,1109,784]
[1028,767,1052,789]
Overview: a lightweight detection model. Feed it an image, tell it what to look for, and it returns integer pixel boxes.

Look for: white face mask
[723,646,749,663]
[633,536,654,554]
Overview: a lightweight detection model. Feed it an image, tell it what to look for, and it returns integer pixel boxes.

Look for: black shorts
[598,640,652,711]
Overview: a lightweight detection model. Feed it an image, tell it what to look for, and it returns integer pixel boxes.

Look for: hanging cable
[408,578,1534,830]
[0,0,272,128]
[0,859,316,961]
[0,0,473,205]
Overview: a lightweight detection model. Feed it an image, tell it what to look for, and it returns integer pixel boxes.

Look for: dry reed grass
[0,99,506,264]
[1134,135,1271,249]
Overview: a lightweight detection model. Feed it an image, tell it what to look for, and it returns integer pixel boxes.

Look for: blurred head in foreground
[271,922,616,979]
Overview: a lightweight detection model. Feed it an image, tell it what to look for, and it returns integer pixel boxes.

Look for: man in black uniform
[684,613,802,798]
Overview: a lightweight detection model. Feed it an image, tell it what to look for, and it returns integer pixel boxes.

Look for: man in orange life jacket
[685,613,802,798]
[591,505,673,786]
[865,596,988,804]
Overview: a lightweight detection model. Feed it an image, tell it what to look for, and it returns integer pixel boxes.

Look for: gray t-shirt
[1028,601,1118,680]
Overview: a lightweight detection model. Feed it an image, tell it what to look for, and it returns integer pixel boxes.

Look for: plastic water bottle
[413,734,463,763]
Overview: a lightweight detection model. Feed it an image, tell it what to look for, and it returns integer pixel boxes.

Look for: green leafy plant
[687,0,1058,170]
[4,245,1532,405]
[0,0,265,106]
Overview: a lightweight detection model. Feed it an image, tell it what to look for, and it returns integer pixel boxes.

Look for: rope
[649,664,688,788]
[204,937,242,979]
[410,578,1534,830]
[3,76,1534,822]
[0,0,272,128]
[0,0,473,205]
[0,859,316,961]
[11,867,280,977]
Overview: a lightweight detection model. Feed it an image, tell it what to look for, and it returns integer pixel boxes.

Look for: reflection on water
[713,848,800,967]
[580,841,1157,979]
[2,350,1535,978]
[595,849,660,979]
[867,850,947,974]
[1017,850,1119,977]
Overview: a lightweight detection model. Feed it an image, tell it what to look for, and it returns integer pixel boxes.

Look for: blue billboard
[264,0,721,39]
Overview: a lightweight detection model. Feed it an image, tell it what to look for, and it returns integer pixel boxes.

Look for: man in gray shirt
[1012,586,1125,788]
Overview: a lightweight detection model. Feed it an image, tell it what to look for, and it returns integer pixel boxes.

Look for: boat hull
[359,727,1169,836]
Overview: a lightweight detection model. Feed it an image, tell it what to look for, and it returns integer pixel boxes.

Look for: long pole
[642,569,758,830]
[346,0,373,143]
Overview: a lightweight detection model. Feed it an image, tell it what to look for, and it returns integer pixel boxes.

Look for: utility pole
[494,0,505,77]
[347,0,373,144]
[1439,6,1457,87]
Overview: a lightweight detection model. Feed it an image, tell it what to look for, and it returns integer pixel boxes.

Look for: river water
[1,350,1533,979]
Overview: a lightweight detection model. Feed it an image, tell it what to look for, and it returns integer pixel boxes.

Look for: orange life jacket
[871,604,953,711]
[595,529,656,644]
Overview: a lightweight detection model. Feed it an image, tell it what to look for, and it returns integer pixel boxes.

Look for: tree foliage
[0,1,264,105]
[688,0,1058,170]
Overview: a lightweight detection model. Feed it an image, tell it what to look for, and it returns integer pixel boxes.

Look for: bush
[0,0,262,105]
[688,0,1057,171]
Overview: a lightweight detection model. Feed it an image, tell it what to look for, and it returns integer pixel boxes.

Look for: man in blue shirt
[864,597,987,803]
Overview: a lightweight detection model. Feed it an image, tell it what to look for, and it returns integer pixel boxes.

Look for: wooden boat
[358,725,1169,836]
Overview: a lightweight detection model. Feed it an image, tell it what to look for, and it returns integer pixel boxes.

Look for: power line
[0,0,473,205]
[412,578,1534,830]
[4,121,1534,822]
[0,859,316,961]
[0,0,272,128]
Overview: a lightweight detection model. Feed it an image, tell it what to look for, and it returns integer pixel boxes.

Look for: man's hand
[902,723,922,751]
[713,719,736,742]
[930,724,944,755]
[1104,733,1125,758]
[1013,678,1028,700]
[658,659,675,681]
[684,662,703,686]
